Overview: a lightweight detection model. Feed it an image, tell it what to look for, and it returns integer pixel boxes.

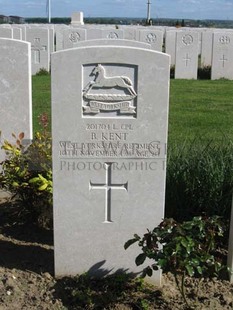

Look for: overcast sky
[1,0,233,20]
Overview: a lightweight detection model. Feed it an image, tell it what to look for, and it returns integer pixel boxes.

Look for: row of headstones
[0,24,233,79]
[167,30,233,80]
[0,36,233,284]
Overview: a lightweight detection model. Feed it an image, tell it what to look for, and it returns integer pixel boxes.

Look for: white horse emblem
[83,64,137,96]
[83,64,137,115]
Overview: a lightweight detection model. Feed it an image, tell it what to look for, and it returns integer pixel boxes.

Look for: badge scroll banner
[83,101,136,114]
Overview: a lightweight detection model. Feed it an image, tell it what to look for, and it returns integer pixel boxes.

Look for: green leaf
[135,253,146,266]
[185,265,194,277]
[196,266,203,275]
[38,174,47,182]
[181,238,188,249]
[38,183,48,191]
[152,264,159,271]
[158,258,167,268]
[191,258,199,266]
[29,177,40,183]
[124,238,138,250]
[146,267,153,276]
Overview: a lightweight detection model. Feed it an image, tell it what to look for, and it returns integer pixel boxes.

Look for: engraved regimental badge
[82,64,137,117]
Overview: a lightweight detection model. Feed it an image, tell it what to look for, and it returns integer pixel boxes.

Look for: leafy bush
[170,65,175,79]
[0,113,52,228]
[125,216,226,307]
[36,68,50,76]
[166,140,233,223]
[198,65,211,79]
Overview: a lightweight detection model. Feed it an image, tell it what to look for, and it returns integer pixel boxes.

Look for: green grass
[32,75,51,133]
[32,76,233,143]
[169,79,233,144]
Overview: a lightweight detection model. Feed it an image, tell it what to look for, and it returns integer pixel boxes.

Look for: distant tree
[175,20,181,27]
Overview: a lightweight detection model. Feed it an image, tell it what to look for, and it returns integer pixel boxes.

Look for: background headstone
[12,27,22,40]
[139,29,163,51]
[26,27,50,75]
[71,39,151,49]
[0,39,32,162]
[123,27,138,41]
[211,32,233,80]
[62,28,87,49]
[227,195,233,283]
[101,29,124,40]
[201,30,213,67]
[165,30,177,66]
[0,27,13,38]
[175,31,199,79]
[71,12,84,26]
[86,28,103,40]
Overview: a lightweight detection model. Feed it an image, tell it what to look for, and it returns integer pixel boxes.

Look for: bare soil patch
[0,192,232,309]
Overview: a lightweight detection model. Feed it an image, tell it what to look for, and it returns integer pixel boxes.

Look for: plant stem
[174,273,191,309]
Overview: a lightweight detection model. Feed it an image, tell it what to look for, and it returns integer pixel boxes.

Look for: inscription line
[60,157,165,160]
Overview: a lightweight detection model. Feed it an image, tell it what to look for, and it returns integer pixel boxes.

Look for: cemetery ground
[0,75,233,309]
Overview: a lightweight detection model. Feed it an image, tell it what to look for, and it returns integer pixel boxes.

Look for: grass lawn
[32,76,233,143]
[32,75,51,133]
[169,79,233,144]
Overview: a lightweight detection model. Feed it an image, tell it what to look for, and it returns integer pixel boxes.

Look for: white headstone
[52,46,170,285]
[201,30,213,67]
[62,28,87,50]
[26,28,50,75]
[0,39,32,162]
[54,25,69,51]
[86,28,103,40]
[228,195,233,282]
[139,29,163,51]
[71,12,84,26]
[123,27,138,41]
[165,30,177,66]
[211,32,233,80]
[71,39,151,49]
[49,28,55,53]
[175,31,199,79]
[101,29,124,40]
[12,27,22,40]
[13,25,26,41]
[0,27,13,38]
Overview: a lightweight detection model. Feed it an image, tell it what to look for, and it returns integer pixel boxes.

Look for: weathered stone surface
[52,45,170,285]
[175,31,199,79]
[26,27,50,74]
[0,39,32,162]
[211,32,233,80]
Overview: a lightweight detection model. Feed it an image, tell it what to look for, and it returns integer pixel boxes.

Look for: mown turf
[32,75,51,133]
[169,79,233,143]
[32,76,233,143]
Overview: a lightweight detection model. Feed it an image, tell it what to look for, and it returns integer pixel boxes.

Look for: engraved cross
[31,38,47,64]
[220,54,228,67]
[89,162,128,223]
[183,53,191,67]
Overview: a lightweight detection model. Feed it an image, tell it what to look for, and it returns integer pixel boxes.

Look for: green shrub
[125,216,226,307]
[166,140,233,223]
[170,65,175,79]
[0,113,52,228]
[198,65,211,79]
[36,68,50,76]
